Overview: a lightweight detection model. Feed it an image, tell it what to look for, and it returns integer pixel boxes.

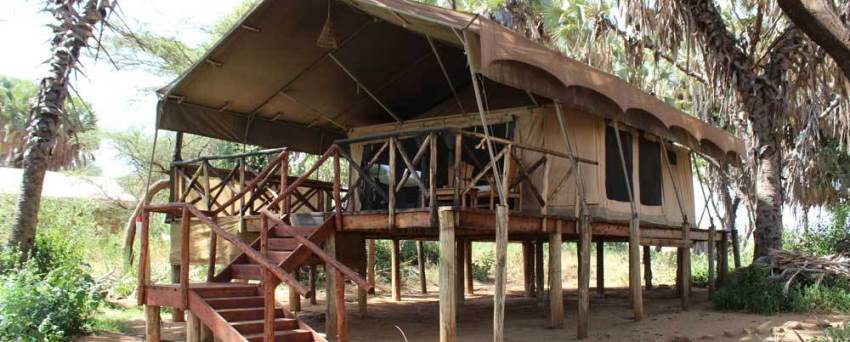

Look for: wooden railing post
[280,150,289,218]
[438,208,456,342]
[207,217,217,282]
[180,206,191,310]
[333,147,342,229]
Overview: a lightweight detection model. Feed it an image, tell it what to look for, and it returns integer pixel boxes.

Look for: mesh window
[638,137,663,206]
[605,126,633,202]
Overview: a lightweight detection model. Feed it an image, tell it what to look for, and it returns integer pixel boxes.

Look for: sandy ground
[80,284,848,342]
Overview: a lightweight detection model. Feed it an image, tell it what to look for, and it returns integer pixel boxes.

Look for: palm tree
[8,0,113,259]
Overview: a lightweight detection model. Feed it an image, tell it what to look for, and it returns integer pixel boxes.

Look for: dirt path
[81,286,846,341]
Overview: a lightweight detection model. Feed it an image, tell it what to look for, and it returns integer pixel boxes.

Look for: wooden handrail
[260,210,374,293]
[266,145,337,212]
[211,149,289,215]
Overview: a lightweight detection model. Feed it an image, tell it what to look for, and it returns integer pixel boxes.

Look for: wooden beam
[334,269,349,342]
[145,305,161,342]
[493,205,509,342]
[391,239,402,301]
[367,240,377,290]
[359,241,368,316]
[289,271,301,312]
[577,215,591,339]
[418,241,427,293]
[389,138,397,229]
[264,271,278,342]
[170,265,185,322]
[549,221,564,329]
[186,311,200,342]
[596,241,605,296]
[438,208,457,342]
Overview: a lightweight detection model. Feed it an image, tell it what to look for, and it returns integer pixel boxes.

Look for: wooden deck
[336,208,725,245]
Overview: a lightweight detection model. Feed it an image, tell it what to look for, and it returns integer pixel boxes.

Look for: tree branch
[778,0,850,80]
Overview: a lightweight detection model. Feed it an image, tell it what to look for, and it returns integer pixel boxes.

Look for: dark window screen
[605,126,633,202]
[638,137,663,206]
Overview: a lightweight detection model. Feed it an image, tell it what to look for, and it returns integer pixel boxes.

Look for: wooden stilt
[493,205,509,342]
[438,208,457,342]
[718,232,730,287]
[391,239,402,301]
[577,216,591,339]
[309,265,318,305]
[549,221,564,329]
[456,239,465,304]
[145,305,161,342]
[264,271,277,342]
[707,224,717,296]
[186,311,200,342]
[522,241,534,297]
[535,238,545,306]
[367,239,376,289]
[334,269,349,342]
[643,246,653,290]
[170,265,185,322]
[596,241,605,296]
[680,229,691,310]
[418,240,427,294]
[676,249,684,297]
[465,240,474,295]
[731,230,741,269]
[359,241,368,316]
[326,234,338,339]
[200,324,213,342]
[289,269,301,312]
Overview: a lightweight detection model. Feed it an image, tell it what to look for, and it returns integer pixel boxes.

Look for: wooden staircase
[186,283,319,342]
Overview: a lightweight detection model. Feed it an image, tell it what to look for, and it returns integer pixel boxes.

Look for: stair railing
[137,203,312,311]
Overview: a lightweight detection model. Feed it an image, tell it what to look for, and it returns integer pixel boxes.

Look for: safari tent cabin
[137,1,745,341]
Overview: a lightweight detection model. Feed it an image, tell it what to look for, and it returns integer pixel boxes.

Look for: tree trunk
[778,0,850,80]
[7,0,110,258]
[751,126,784,258]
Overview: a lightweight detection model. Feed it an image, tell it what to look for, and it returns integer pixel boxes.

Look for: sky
[0,0,243,175]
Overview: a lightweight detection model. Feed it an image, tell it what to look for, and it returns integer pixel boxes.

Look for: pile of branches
[760,249,850,293]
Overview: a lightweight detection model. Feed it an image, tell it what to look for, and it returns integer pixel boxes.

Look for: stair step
[244,329,314,342]
[231,318,300,334]
[231,264,262,280]
[271,226,318,238]
[269,238,300,251]
[216,307,284,321]
[194,284,259,298]
[267,251,293,263]
[205,296,264,309]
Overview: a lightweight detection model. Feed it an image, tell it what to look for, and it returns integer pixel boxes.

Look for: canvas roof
[157,0,744,162]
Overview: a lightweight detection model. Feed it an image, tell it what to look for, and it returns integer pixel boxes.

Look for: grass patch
[90,304,144,334]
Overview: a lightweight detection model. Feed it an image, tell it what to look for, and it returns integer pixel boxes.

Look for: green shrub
[0,232,102,341]
[471,249,495,281]
[789,278,850,314]
[712,266,789,314]
[814,322,850,342]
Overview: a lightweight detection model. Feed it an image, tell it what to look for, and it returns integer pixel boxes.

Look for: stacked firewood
[761,249,850,293]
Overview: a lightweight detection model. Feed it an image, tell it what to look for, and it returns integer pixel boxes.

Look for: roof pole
[329,53,402,123]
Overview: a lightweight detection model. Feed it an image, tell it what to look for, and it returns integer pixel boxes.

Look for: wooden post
[389,138,397,229]
[263,271,277,342]
[718,232,730,287]
[333,149,342,229]
[289,270,301,312]
[430,133,438,227]
[438,208,457,342]
[359,257,368,316]
[676,249,684,297]
[596,241,605,296]
[465,240,474,295]
[493,205,509,342]
[577,215,591,339]
[535,238,545,306]
[707,224,717,296]
[643,246,653,289]
[325,233,344,340]
[549,221,564,329]
[456,239,465,304]
[453,132,463,206]
[170,265,185,322]
[309,265,318,305]
[612,121,643,321]
[145,305,161,342]
[418,240,428,293]
[180,207,190,310]
[680,225,691,309]
[391,239,402,301]
[367,240,377,290]
[186,311,201,342]
[334,269,349,342]
[522,241,534,297]
[731,230,742,269]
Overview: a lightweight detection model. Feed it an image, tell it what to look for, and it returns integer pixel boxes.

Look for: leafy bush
[785,205,850,256]
[471,249,495,281]
[789,278,850,314]
[814,322,850,342]
[0,231,102,341]
[712,266,789,314]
